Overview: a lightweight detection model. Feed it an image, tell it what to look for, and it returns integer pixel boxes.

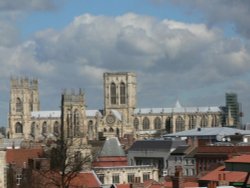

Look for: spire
[174,100,182,108]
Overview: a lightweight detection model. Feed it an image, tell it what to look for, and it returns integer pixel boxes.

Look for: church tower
[61,89,87,143]
[8,77,40,139]
[103,72,137,127]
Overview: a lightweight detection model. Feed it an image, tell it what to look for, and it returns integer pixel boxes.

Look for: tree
[30,93,92,188]
[30,138,92,188]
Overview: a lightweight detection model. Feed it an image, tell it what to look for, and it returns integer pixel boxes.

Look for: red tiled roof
[92,156,128,167]
[163,180,198,188]
[199,166,249,182]
[226,154,250,163]
[116,184,131,188]
[196,146,250,154]
[70,171,101,188]
[32,171,101,188]
[6,148,43,168]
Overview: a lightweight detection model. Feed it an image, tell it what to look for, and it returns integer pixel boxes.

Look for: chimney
[171,166,184,188]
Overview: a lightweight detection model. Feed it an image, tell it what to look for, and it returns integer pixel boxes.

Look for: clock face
[106,114,115,124]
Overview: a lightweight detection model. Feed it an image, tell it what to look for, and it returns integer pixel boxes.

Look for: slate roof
[128,139,185,152]
[30,109,123,120]
[164,127,250,138]
[170,145,190,155]
[134,100,222,115]
[31,111,61,118]
[99,137,125,157]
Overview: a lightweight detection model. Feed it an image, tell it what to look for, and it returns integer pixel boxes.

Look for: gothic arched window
[88,120,94,139]
[143,117,150,130]
[42,122,47,134]
[16,98,23,113]
[211,115,217,127]
[54,121,59,135]
[111,83,116,104]
[116,128,120,137]
[165,117,171,133]
[15,122,23,133]
[200,116,207,128]
[154,117,162,130]
[74,109,80,126]
[133,118,139,130]
[31,122,35,135]
[189,116,196,129]
[74,109,80,137]
[120,82,126,104]
[176,116,185,132]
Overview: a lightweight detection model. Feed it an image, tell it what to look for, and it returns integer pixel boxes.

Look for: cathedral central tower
[103,72,136,127]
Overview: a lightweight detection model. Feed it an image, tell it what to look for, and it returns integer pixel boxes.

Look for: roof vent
[197,127,201,131]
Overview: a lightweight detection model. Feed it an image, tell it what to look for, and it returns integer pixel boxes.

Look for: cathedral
[8,72,227,141]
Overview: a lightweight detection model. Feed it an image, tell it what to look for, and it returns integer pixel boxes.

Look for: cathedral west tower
[8,77,40,139]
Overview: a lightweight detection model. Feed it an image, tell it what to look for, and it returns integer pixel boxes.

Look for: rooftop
[164,127,250,138]
[99,137,125,157]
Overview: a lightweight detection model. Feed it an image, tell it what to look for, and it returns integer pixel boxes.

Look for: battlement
[62,89,84,104]
[11,77,38,90]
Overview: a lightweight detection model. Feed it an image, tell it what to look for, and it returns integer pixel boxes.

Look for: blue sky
[20,0,201,38]
[0,0,250,127]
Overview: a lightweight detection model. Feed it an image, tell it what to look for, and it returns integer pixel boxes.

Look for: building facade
[93,165,158,185]
[8,72,229,141]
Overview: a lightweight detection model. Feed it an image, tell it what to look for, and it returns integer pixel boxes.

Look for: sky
[1,0,250,126]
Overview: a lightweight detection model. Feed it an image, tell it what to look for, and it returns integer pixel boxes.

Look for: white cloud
[1,12,250,124]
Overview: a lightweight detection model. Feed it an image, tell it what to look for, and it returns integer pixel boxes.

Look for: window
[143,173,150,182]
[143,117,150,130]
[35,161,41,170]
[112,174,120,184]
[165,117,171,133]
[200,116,207,127]
[111,83,116,104]
[176,116,185,132]
[189,116,196,129]
[154,117,162,130]
[88,120,94,137]
[16,174,22,186]
[31,122,35,135]
[191,169,195,176]
[54,121,59,135]
[42,122,47,134]
[98,174,104,184]
[15,122,23,133]
[133,118,139,130]
[120,82,126,104]
[16,98,23,113]
[185,169,189,176]
[211,115,217,127]
[127,173,135,183]
[74,151,82,163]
[74,109,80,137]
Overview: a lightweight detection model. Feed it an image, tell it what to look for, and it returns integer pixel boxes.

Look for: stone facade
[8,72,226,141]
[0,149,7,188]
[93,165,158,185]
